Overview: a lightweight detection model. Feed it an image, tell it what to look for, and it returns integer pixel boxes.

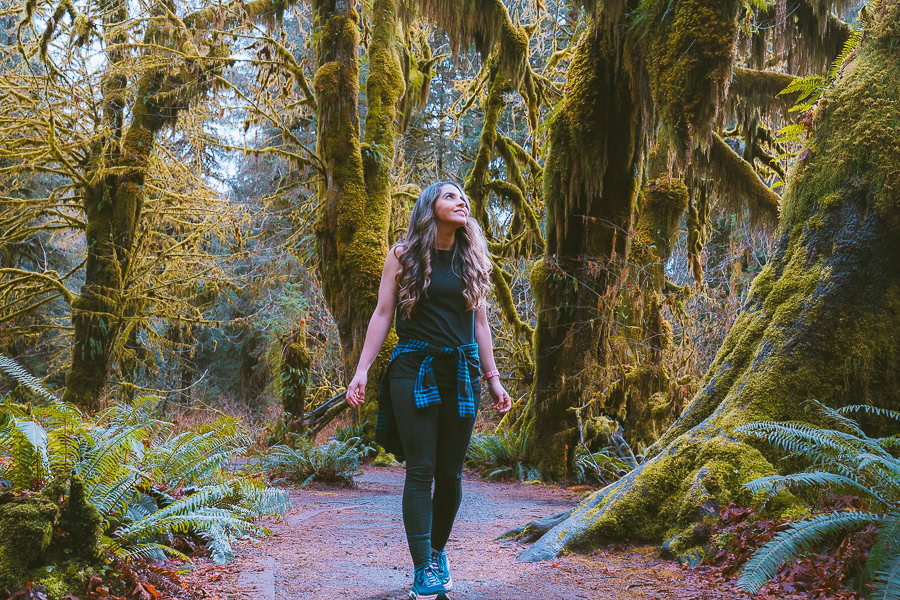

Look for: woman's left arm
[474,303,512,413]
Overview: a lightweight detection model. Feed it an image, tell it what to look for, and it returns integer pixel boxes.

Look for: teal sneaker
[408,564,448,600]
[430,548,452,591]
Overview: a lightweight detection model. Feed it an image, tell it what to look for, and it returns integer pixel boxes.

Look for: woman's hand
[346,371,367,407]
[486,377,511,413]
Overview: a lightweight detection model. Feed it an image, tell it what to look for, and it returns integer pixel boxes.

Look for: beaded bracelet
[482,369,501,381]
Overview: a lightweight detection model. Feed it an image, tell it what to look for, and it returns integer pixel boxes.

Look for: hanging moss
[633,179,690,270]
[419,0,527,81]
[64,40,229,410]
[743,0,853,77]
[593,179,689,450]
[685,185,711,285]
[781,2,900,233]
[630,0,742,162]
[398,26,434,132]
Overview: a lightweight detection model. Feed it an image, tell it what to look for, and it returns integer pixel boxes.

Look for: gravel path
[184,466,747,600]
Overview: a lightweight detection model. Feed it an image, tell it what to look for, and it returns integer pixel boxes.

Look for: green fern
[0,355,291,566]
[466,430,541,481]
[829,25,862,80]
[736,400,900,598]
[263,436,370,485]
[775,22,862,145]
[0,354,59,402]
[737,511,887,593]
[874,551,900,600]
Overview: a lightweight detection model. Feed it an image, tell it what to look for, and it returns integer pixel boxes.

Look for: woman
[346,181,512,600]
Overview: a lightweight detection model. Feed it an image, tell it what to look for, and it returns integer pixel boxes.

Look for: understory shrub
[466,430,541,481]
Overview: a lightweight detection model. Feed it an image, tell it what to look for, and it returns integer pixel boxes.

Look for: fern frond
[735,420,864,460]
[805,399,868,438]
[775,123,807,144]
[79,423,149,499]
[3,418,51,488]
[105,539,190,563]
[829,25,862,80]
[840,405,900,422]
[745,471,889,505]
[0,354,59,402]
[737,511,885,593]
[873,547,900,600]
[867,512,900,587]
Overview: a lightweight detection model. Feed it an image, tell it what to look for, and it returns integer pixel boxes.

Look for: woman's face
[432,184,470,229]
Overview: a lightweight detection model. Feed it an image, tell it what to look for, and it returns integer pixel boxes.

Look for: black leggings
[389,377,478,569]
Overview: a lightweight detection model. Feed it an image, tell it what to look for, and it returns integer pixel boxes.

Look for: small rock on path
[184,466,747,600]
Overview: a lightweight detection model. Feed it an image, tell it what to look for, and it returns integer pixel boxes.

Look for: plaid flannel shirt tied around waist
[375,339,480,458]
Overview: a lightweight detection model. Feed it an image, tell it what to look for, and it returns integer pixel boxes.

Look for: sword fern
[736,400,900,599]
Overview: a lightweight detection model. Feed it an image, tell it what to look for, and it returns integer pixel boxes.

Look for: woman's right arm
[345,246,402,407]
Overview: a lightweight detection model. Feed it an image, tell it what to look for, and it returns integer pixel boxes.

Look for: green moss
[631,0,742,160]
[57,476,101,561]
[685,187,710,284]
[420,0,526,81]
[515,12,644,480]
[637,178,690,262]
[0,492,59,589]
[281,337,311,423]
[573,435,785,551]
[23,559,98,600]
[781,8,900,233]
[524,10,900,553]
[370,444,401,467]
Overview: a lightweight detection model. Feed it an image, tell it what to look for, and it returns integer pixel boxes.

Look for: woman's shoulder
[389,243,408,260]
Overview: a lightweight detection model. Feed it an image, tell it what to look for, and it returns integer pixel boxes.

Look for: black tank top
[392,247,476,385]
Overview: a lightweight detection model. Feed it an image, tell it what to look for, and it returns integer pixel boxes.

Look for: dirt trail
[185,467,747,600]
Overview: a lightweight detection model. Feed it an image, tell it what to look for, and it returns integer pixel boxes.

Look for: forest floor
[180,466,751,600]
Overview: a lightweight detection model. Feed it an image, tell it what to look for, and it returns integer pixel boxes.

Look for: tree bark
[281,333,311,428]
[514,1,900,560]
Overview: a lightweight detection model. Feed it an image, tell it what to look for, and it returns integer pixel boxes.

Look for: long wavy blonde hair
[395,181,492,318]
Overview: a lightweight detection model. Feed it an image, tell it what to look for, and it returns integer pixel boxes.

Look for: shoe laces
[416,564,442,587]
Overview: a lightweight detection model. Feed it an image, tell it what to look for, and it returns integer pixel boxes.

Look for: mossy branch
[698,133,781,228]
[0,269,74,305]
[484,179,544,249]
[730,67,801,117]
[489,257,534,343]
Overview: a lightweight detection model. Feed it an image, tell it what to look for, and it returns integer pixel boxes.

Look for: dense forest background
[2,0,899,597]
[0,0,800,431]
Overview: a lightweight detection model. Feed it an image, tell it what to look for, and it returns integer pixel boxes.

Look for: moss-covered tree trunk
[598,179,691,449]
[281,329,311,428]
[60,0,240,409]
[513,13,643,479]
[514,1,900,560]
[63,78,187,409]
[312,0,404,429]
[460,8,537,374]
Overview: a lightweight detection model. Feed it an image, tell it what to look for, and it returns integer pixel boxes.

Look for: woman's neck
[435,227,456,251]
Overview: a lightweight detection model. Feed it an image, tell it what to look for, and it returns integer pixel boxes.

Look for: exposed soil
[183,466,750,600]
